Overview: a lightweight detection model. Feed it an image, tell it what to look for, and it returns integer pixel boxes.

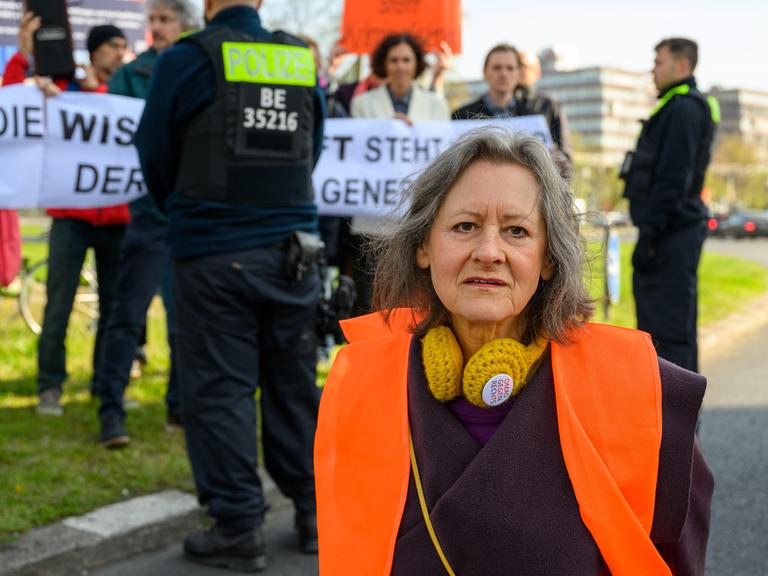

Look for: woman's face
[416,160,554,341]
[385,42,418,85]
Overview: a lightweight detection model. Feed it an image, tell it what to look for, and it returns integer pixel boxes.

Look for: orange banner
[341,0,462,55]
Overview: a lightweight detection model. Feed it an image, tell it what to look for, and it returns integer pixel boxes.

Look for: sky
[257,0,767,93]
[454,0,765,92]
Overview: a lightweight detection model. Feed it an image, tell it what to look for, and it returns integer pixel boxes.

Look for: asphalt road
[90,496,319,576]
[704,237,768,266]
[700,326,768,575]
[691,236,768,575]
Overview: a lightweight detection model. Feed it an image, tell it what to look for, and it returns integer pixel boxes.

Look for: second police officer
[135,0,326,571]
[621,37,719,374]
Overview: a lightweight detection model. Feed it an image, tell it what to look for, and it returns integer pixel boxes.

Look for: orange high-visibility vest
[315,309,669,576]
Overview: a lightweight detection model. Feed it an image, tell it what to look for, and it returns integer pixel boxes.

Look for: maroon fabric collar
[393,336,605,575]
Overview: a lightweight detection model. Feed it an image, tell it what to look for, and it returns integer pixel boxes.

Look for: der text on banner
[42,92,146,208]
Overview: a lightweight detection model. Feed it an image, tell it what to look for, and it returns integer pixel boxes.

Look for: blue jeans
[174,245,320,530]
[98,217,178,421]
[38,218,125,393]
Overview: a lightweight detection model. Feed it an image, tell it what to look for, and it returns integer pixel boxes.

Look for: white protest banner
[0,86,145,209]
[42,92,145,208]
[313,115,552,217]
[0,85,45,208]
[0,85,551,215]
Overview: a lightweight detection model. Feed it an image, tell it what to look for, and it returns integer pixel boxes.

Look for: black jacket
[624,77,713,236]
[451,88,572,172]
[135,6,326,259]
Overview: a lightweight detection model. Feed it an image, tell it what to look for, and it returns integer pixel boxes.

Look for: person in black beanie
[80,24,127,90]
[2,15,130,417]
[86,24,125,53]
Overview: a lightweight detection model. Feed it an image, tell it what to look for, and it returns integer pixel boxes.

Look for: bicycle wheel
[19,259,100,335]
[19,260,47,335]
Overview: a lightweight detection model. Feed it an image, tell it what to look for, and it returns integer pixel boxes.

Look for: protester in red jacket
[2,13,131,416]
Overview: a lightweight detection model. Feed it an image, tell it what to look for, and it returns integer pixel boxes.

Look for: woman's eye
[506,226,527,237]
[454,222,476,233]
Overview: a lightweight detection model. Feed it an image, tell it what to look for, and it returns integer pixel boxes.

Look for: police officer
[621,37,719,373]
[135,0,326,570]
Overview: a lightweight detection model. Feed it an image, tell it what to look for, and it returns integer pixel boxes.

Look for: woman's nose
[472,231,504,264]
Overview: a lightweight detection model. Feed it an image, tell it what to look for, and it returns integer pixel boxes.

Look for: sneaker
[166,410,184,432]
[134,346,147,366]
[123,398,141,410]
[130,359,143,379]
[36,388,63,416]
[183,524,267,572]
[100,415,130,449]
[295,511,318,554]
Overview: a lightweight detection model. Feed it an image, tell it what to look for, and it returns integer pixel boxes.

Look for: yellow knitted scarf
[422,326,548,408]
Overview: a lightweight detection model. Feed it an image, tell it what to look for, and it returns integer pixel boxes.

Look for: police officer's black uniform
[622,77,718,372]
[135,5,326,571]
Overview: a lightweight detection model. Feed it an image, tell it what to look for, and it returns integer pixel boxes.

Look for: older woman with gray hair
[315,128,713,575]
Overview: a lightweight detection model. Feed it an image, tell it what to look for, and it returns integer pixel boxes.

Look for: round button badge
[482,373,514,407]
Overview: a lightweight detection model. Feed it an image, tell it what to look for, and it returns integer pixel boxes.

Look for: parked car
[706,212,729,235]
[708,211,768,239]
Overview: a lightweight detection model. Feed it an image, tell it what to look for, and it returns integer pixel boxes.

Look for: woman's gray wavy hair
[147,0,201,31]
[370,127,594,344]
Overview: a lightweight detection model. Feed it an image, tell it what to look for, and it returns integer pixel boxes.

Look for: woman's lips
[463,277,507,286]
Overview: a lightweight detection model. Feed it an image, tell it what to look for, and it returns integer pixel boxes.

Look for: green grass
[585,241,768,326]
[0,301,193,543]
[19,224,48,267]
[0,233,193,543]
[1,229,766,542]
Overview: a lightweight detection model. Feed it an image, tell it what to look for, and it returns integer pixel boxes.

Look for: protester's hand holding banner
[0,85,552,213]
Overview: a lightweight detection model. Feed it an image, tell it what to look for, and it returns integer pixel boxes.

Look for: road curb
[0,476,277,576]
[700,289,768,365]
[0,491,204,576]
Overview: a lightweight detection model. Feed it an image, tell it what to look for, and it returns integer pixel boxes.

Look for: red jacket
[1,52,131,226]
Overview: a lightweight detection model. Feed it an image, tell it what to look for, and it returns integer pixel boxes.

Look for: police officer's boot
[183,523,267,572]
[295,511,318,554]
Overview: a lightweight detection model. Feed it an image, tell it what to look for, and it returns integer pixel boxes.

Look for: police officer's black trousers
[174,245,320,530]
[633,224,706,372]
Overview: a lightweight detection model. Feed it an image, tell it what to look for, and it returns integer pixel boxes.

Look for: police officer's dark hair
[655,37,698,72]
[483,43,521,71]
[370,33,427,80]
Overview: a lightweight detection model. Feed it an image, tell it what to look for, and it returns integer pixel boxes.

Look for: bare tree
[259,0,343,50]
